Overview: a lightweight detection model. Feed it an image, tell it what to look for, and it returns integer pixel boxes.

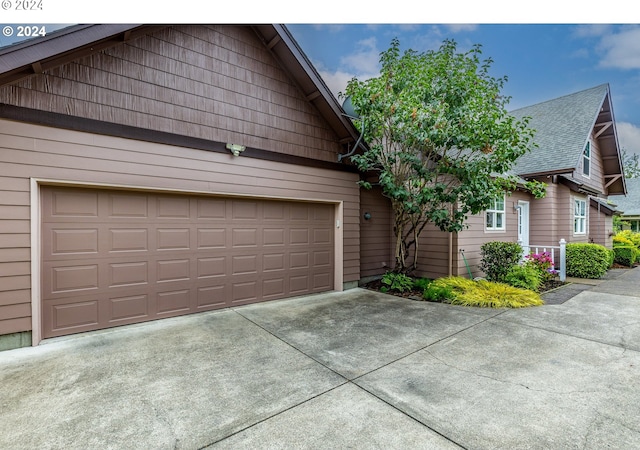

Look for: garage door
[41,187,334,338]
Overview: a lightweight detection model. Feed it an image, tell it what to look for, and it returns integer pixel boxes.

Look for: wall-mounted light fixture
[513,202,522,212]
[226,143,246,157]
[363,212,371,220]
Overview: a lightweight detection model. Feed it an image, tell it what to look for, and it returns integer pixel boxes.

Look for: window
[582,141,591,177]
[486,196,505,231]
[631,220,640,232]
[574,198,587,234]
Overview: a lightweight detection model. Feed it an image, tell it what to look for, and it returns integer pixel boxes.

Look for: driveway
[2,269,640,449]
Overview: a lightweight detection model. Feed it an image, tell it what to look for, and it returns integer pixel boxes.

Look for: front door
[517,200,530,254]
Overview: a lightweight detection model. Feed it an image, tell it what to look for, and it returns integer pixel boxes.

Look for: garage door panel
[232,201,258,220]
[108,294,150,323]
[156,289,191,315]
[108,261,149,288]
[42,187,335,338]
[231,281,259,304]
[263,253,285,272]
[290,229,309,245]
[196,284,228,308]
[263,228,285,246]
[197,256,227,278]
[313,273,332,291]
[45,263,100,295]
[156,259,191,282]
[108,193,149,218]
[196,198,227,219]
[290,275,310,294]
[42,226,100,257]
[156,195,191,219]
[48,189,99,218]
[232,228,258,247]
[109,228,149,253]
[156,228,191,250]
[197,228,226,249]
[45,298,99,336]
[262,278,286,298]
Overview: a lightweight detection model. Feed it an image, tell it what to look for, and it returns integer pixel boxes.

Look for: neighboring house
[0,24,375,350]
[610,178,640,231]
[406,84,626,280]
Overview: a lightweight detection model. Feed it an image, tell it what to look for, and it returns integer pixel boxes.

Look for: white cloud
[597,27,640,69]
[572,24,611,38]
[617,121,640,156]
[339,37,381,74]
[444,24,478,33]
[318,69,358,101]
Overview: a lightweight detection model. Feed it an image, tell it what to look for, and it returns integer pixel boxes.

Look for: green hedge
[566,243,610,279]
[614,246,636,267]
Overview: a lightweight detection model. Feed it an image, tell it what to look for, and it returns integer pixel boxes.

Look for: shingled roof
[509,84,608,175]
[610,178,640,216]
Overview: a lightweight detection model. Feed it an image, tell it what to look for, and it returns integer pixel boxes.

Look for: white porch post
[559,239,566,282]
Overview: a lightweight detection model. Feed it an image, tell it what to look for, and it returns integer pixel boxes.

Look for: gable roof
[0,24,361,152]
[610,178,640,216]
[509,84,611,175]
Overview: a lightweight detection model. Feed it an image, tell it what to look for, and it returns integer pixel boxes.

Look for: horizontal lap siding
[455,192,528,278]
[0,25,343,163]
[0,120,360,335]
[530,179,560,246]
[0,184,31,334]
[415,225,452,280]
[359,187,392,278]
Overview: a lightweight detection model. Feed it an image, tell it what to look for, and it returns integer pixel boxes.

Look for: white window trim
[582,140,591,178]
[574,197,587,235]
[485,195,506,232]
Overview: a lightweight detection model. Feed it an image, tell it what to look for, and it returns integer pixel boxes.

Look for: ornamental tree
[344,38,538,274]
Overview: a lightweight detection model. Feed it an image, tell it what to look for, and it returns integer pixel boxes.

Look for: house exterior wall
[359,186,393,280]
[455,190,531,278]
[0,25,364,346]
[413,224,456,280]
[0,119,361,341]
[0,25,344,163]
[589,205,614,248]
[577,130,606,195]
[529,177,560,246]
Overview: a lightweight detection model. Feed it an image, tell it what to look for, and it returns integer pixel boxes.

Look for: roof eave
[0,24,156,86]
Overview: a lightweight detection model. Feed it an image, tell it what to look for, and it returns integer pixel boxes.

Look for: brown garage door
[41,187,334,338]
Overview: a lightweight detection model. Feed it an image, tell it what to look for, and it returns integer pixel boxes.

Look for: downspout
[338,118,365,162]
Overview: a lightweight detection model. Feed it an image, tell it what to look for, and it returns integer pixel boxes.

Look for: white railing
[519,239,566,282]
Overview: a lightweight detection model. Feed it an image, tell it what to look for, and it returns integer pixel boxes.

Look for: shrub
[614,245,636,267]
[616,230,640,248]
[565,243,610,279]
[380,272,414,293]
[422,284,455,302]
[504,264,541,291]
[480,241,523,282]
[524,251,557,282]
[428,276,543,308]
[606,248,615,268]
[613,234,635,248]
[413,277,432,292]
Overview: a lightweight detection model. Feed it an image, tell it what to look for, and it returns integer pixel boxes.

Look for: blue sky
[288,24,640,157]
[2,21,639,157]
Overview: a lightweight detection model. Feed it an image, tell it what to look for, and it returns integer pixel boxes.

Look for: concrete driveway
[2,269,640,449]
